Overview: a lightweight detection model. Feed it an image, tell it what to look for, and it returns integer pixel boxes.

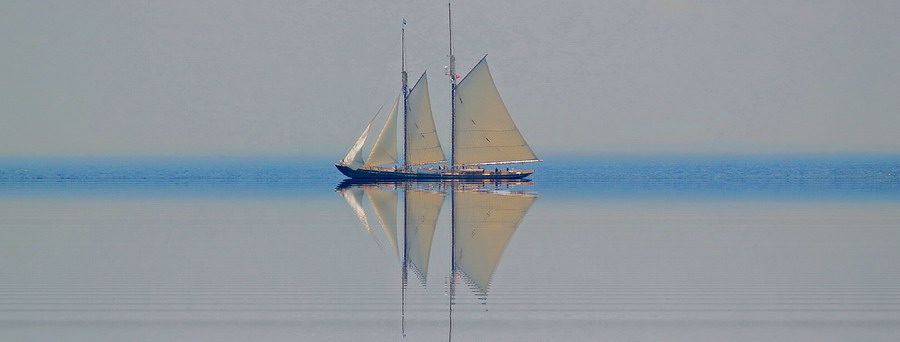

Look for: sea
[1,155,899,341]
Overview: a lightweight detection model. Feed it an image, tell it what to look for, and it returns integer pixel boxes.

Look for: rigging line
[401,18,448,72]
[372,100,389,119]
[402,45,448,75]
[404,16,445,50]
[360,35,402,117]
[351,100,389,151]
[364,59,394,113]
[418,57,449,71]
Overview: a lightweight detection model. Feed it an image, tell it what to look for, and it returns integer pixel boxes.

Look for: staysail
[341,115,378,169]
[365,97,399,167]
[453,57,538,166]
[405,189,446,283]
[406,73,447,165]
[453,189,536,293]
[364,186,400,259]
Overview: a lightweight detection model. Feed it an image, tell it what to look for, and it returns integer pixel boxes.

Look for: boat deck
[335,164,533,180]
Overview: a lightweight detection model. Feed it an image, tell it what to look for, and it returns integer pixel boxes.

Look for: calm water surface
[1,157,899,341]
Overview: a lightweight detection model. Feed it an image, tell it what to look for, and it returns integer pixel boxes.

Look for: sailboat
[335,4,541,180]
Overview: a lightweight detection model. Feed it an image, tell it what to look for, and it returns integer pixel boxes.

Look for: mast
[448,2,457,169]
[402,19,409,169]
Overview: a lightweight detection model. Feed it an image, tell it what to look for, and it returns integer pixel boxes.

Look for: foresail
[365,96,399,167]
[453,189,536,294]
[406,73,447,165]
[363,187,400,259]
[405,190,446,284]
[453,58,538,166]
[341,115,377,169]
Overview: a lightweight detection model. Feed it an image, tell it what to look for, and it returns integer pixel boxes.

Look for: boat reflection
[336,180,539,338]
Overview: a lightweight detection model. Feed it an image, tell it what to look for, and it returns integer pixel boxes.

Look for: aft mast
[448,2,457,169]
[445,2,539,167]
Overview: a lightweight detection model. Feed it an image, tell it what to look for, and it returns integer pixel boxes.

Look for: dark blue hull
[335,164,532,180]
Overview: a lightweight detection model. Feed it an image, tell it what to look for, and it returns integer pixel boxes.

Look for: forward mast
[401,19,409,170]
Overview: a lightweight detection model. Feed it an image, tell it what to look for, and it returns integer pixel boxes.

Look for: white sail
[339,187,380,244]
[453,189,536,293]
[341,115,377,169]
[364,187,400,259]
[406,73,447,165]
[365,96,399,167]
[453,57,538,166]
[405,189,446,283]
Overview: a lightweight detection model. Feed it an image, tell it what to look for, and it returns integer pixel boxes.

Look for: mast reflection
[336,180,538,339]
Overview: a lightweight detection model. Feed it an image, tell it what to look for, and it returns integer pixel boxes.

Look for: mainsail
[406,73,447,165]
[364,187,400,259]
[341,115,377,169]
[405,189,446,283]
[453,57,538,166]
[365,97,399,167]
[453,189,536,293]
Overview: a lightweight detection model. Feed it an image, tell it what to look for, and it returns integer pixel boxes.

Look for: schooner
[335,4,540,180]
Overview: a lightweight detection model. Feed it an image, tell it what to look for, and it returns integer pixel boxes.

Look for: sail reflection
[336,180,538,338]
[453,188,537,296]
[406,189,446,283]
[364,186,401,259]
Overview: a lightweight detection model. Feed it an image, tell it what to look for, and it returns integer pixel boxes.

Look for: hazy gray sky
[2,1,898,157]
